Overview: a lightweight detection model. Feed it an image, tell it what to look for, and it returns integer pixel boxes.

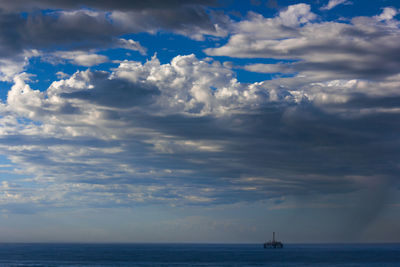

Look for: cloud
[321,0,352,11]
[227,4,315,41]
[243,63,294,74]
[0,0,217,12]
[50,51,109,66]
[375,7,398,21]
[0,54,399,213]
[0,1,225,64]
[109,8,228,41]
[206,4,400,81]
[278,3,316,26]
[0,51,37,81]
[40,37,146,66]
[0,10,115,59]
[116,38,147,55]
[0,0,226,82]
[55,71,69,79]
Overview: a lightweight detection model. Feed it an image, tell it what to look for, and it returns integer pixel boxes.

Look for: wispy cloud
[48,51,109,66]
[321,0,352,11]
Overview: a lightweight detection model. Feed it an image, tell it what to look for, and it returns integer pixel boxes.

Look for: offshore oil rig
[263,232,283,248]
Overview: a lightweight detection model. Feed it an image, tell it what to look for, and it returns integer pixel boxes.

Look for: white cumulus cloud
[375,7,398,21]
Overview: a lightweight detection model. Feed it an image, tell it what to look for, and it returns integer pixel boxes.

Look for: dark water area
[0,243,398,266]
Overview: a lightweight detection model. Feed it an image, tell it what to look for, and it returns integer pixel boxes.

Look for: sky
[0,0,399,243]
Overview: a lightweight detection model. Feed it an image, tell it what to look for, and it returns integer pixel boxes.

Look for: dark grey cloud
[332,94,400,109]
[0,0,225,61]
[0,10,116,58]
[59,71,160,108]
[0,12,26,57]
[0,0,217,12]
[5,89,398,207]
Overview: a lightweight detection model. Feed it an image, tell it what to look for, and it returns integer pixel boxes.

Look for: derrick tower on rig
[263,232,283,248]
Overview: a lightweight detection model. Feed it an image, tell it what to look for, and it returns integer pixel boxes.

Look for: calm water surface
[0,243,398,266]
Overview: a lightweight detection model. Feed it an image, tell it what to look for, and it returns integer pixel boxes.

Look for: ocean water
[0,243,398,266]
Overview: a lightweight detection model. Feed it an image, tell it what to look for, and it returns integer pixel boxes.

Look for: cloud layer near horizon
[1,52,399,210]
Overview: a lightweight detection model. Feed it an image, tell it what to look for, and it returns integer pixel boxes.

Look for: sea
[0,243,398,266]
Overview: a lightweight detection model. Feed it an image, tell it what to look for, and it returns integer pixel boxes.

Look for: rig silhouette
[263,232,283,248]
